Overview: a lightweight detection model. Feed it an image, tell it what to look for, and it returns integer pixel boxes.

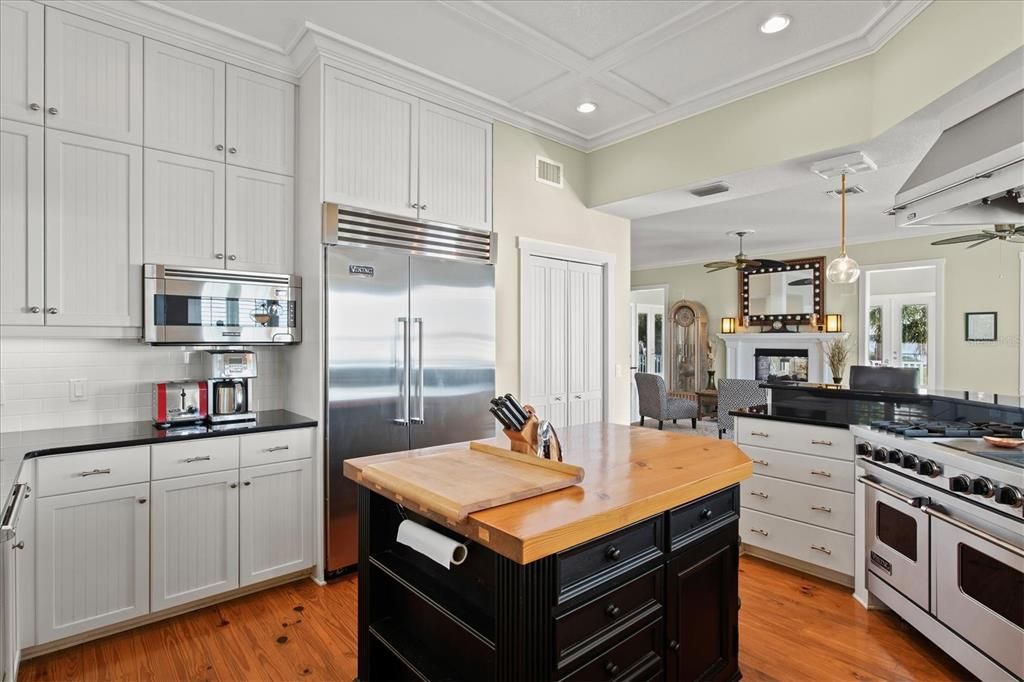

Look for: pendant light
[826,173,861,284]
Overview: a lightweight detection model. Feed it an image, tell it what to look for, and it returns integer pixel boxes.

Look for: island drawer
[560,618,663,682]
[736,418,853,460]
[741,474,854,534]
[557,516,664,603]
[742,445,854,492]
[668,485,738,550]
[555,566,663,669]
[35,446,150,497]
[741,508,854,575]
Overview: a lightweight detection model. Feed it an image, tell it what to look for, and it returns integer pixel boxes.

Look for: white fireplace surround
[718,332,849,383]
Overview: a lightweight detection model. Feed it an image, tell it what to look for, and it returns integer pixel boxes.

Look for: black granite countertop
[729,405,851,430]
[760,381,1022,410]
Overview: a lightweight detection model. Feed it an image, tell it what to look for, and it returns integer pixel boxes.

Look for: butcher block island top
[345,422,752,564]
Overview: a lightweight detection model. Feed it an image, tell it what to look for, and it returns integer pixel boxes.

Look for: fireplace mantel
[717,332,849,383]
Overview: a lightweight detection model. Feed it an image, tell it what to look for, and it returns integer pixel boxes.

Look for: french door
[866,294,935,388]
[630,303,664,422]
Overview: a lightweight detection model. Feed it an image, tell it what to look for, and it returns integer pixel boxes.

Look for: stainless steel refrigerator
[324,245,495,574]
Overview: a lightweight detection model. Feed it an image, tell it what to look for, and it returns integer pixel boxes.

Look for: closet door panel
[568,262,604,425]
[523,256,568,429]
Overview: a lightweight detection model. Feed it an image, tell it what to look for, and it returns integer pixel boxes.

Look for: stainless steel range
[853,425,1023,681]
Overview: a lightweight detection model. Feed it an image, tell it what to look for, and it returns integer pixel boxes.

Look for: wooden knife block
[503,411,563,462]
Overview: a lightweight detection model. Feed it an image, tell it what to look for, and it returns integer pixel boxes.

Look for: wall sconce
[825,314,843,333]
[721,317,736,334]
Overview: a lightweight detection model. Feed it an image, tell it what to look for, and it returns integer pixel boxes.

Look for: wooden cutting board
[354,441,585,521]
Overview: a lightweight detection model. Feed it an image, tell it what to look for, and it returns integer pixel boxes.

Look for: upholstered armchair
[717,379,767,438]
[634,372,698,429]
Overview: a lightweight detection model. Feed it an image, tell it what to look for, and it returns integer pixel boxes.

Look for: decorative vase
[832,375,842,385]
[706,370,716,390]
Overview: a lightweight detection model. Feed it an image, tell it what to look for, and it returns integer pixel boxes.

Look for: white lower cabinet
[239,458,313,586]
[151,470,239,612]
[35,483,150,644]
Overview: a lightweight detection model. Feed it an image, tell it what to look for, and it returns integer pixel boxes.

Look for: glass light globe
[827,254,861,284]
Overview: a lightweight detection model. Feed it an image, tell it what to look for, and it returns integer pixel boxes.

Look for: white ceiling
[154,0,930,151]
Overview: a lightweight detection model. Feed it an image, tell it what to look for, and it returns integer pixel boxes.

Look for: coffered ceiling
[147,0,929,151]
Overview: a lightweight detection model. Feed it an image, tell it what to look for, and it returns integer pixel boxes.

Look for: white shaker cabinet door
[323,67,418,218]
[225,166,294,273]
[417,102,491,231]
[144,40,225,162]
[151,470,240,612]
[44,8,143,144]
[239,459,313,587]
[44,130,143,327]
[0,0,44,125]
[226,66,294,176]
[144,149,226,268]
[35,483,150,644]
[567,262,604,426]
[0,120,44,326]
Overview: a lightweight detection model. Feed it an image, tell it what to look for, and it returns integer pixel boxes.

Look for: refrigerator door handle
[411,317,425,424]
[393,317,410,425]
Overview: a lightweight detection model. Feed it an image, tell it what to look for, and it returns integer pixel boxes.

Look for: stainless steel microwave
[144,264,301,345]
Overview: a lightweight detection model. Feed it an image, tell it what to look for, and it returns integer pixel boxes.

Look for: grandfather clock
[668,300,710,394]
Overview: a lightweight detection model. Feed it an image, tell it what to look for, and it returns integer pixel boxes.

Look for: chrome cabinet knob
[215,253,225,259]
[216,144,225,151]
[228,254,237,261]
[411,203,420,209]
[243,481,251,486]
[138,498,147,504]
[29,103,41,111]
[228,147,237,154]
[13,541,25,550]
[47,307,58,314]
[229,483,238,489]
[29,306,40,313]
[47,106,58,115]
[419,203,427,210]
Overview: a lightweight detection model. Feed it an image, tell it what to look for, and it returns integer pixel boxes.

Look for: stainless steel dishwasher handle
[0,483,30,536]
[924,505,1024,558]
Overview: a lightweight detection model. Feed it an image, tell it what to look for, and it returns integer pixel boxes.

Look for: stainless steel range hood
[893,90,1024,228]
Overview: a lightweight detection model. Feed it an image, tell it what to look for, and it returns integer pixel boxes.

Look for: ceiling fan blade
[705,265,734,273]
[965,235,999,249]
[788,278,813,286]
[755,259,787,269]
[704,260,737,269]
[931,233,989,245]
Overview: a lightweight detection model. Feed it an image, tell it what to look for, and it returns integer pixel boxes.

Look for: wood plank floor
[21,556,971,681]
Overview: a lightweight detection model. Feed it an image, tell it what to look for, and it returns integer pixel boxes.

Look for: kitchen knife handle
[503,394,530,425]
[490,406,513,430]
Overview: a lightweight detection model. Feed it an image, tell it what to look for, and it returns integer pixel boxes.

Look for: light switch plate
[69,378,88,402]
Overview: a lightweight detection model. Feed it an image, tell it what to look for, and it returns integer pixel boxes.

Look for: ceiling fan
[704,230,787,273]
[931,224,1024,249]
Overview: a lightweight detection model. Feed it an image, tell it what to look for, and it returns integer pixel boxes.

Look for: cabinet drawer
[736,418,852,460]
[741,474,854,533]
[561,618,662,682]
[742,445,854,492]
[239,428,313,467]
[151,437,239,480]
[741,508,854,575]
[557,517,663,602]
[668,485,738,550]
[555,567,663,669]
[36,446,150,497]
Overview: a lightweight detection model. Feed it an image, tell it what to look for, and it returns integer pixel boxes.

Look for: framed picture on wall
[965,312,997,341]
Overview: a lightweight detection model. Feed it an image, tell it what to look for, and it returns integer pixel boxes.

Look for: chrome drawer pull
[263,445,289,453]
[811,505,832,513]
[749,491,769,499]
[811,439,833,446]
[78,468,111,477]
[184,456,211,463]
[752,459,769,466]
[810,544,832,555]
[750,431,770,438]
[810,470,832,478]
[749,528,768,536]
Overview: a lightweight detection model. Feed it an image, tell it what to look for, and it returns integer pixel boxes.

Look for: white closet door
[144,150,226,268]
[0,120,44,325]
[44,8,143,144]
[417,102,491,230]
[225,166,294,273]
[567,262,605,425]
[0,0,44,125]
[144,40,225,162]
[225,66,295,176]
[523,256,568,428]
[323,67,418,217]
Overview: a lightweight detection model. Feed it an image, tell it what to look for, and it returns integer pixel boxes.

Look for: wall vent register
[535,156,564,188]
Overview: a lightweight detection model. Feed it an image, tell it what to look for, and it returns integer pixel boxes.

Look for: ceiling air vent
[536,156,563,188]
[690,182,730,198]
[826,184,866,198]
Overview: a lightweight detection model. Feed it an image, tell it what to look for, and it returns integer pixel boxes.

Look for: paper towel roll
[396,519,468,569]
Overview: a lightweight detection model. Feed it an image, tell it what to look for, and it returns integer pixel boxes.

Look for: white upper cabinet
[418,102,492,231]
[323,67,419,218]
[225,166,294,273]
[0,1,44,125]
[144,40,225,162]
[0,120,44,326]
[226,66,295,176]
[44,130,142,327]
[44,8,143,145]
[144,149,226,268]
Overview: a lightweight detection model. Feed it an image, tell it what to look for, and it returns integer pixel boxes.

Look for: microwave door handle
[924,505,1024,558]
[857,476,926,507]
[393,317,409,425]
[411,317,424,425]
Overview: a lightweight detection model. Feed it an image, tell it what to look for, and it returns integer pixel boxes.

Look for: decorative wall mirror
[668,300,709,393]
[739,257,825,327]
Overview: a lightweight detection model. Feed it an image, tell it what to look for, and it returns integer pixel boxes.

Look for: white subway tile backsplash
[0,339,286,433]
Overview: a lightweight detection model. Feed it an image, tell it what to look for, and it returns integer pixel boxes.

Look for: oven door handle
[857,476,926,508]
[923,505,1024,558]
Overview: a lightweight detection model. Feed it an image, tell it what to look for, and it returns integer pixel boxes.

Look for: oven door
[860,474,931,609]
[928,504,1024,679]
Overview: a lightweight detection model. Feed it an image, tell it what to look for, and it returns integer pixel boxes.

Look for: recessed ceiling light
[576,102,597,114]
[759,14,791,34]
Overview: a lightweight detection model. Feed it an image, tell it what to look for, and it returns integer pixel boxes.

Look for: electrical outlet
[69,378,88,402]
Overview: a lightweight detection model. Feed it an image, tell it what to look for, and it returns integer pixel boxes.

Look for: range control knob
[856,442,873,456]
[872,447,888,462]
[900,454,919,470]
[949,475,971,493]
[887,449,904,465]
[971,477,995,498]
[996,486,1023,508]
[916,460,941,477]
